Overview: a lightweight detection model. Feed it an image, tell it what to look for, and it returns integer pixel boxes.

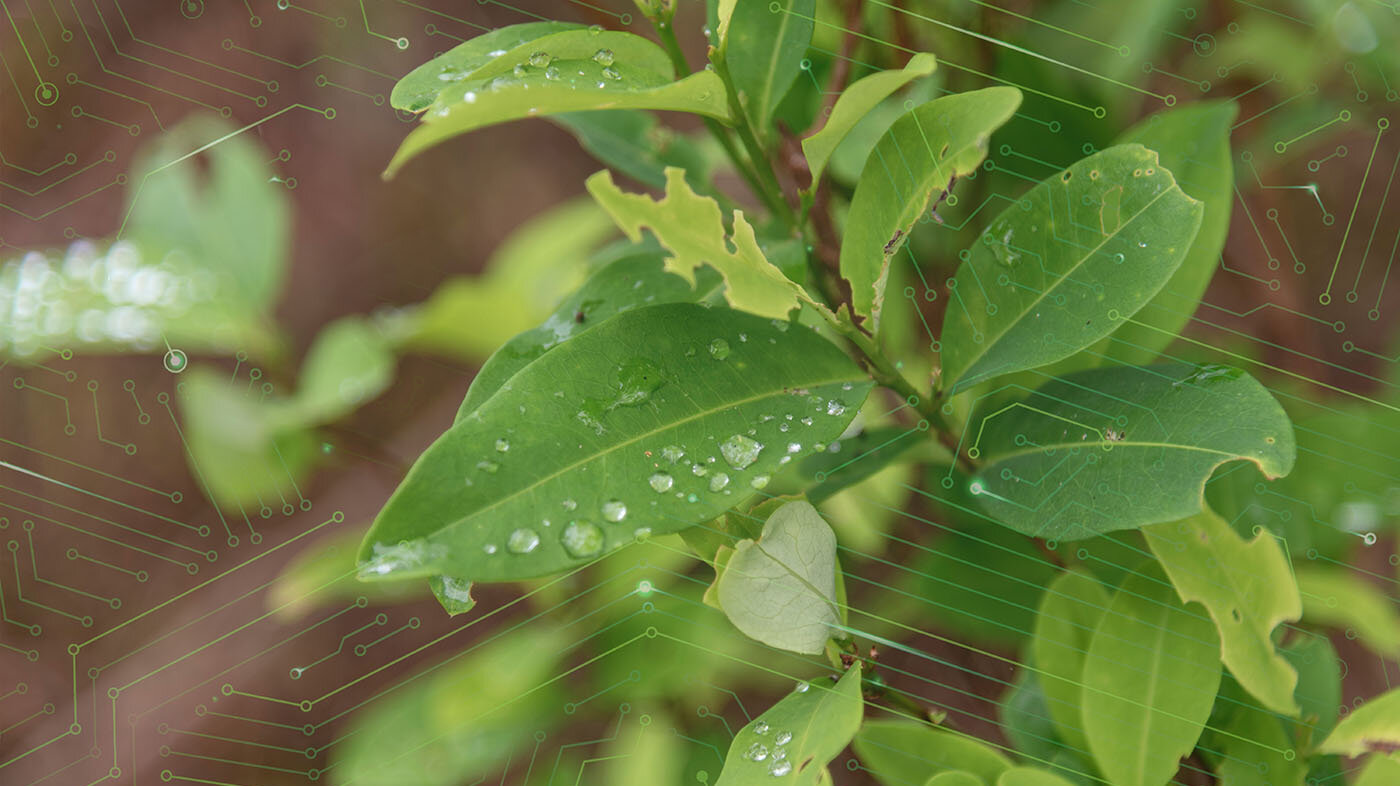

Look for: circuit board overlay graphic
[1,1,1398,784]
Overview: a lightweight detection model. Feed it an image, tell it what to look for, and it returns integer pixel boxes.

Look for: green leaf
[1081,565,1222,786]
[1319,686,1400,757]
[969,362,1296,539]
[840,87,1021,329]
[455,251,722,421]
[333,628,564,785]
[268,523,426,619]
[389,21,583,111]
[714,500,841,654]
[1143,506,1301,715]
[1356,755,1400,786]
[1215,703,1305,786]
[554,110,711,190]
[603,710,688,785]
[801,53,937,187]
[427,575,476,616]
[1031,569,1108,755]
[1295,565,1400,656]
[996,767,1077,786]
[359,303,871,583]
[1281,635,1341,745]
[775,424,937,505]
[1097,102,1238,366]
[293,316,395,423]
[925,773,983,786]
[724,0,815,134]
[853,721,1013,785]
[715,664,864,784]
[999,670,1065,764]
[940,145,1204,393]
[385,32,729,176]
[587,167,807,319]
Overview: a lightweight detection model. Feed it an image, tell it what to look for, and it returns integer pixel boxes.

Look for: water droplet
[1138,241,1147,248]
[495,438,510,452]
[507,528,540,554]
[633,527,652,541]
[477,460,499,473]
[708,338,731,359]
[561,521,604,558]
[592,48,615,66]
[602,499,628,522]
[720,434,763,469]
[649,472,674,493]
[359,540,447,578]
[482,543,498,555]
[437,68,468,81]
[463,91,478,104]
[709,472,730,492]
[661,445,685,463]
[754,722,770,735]
[794,682,809,693]
[774,731,792,745]
[744,743,769,762]
[826,400,847,416]
[562,498,578,511]
[691,463,708,477]
[768,759,792,776]
[601,66,621,81]
[750,474,770,489]
[612,359,666,407]
[800,416,814,426]
[544,65,560,80]
[528,51,552,68]
[787,442,802,454]
[588,23,604,34]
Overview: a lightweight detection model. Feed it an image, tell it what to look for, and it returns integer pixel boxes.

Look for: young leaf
[724,0,815,135]
[1318,685,1400,757]
[1097,101,1238,365]
[385,30,730,176]
[1081,566,1222,786]
[455,252,722,420]
[390,21,584,111]
[840,87,1022,329]
[587,167,807,319]
[359,303,871,583]
[926,773,982,786]
[1281,635,1341,744]
[714,663,864,784]
[292,316,396,423]
[939,144,1204,393]
[1143,506,1302,715]
[1031,569,1108,755]
[1295,565,1400,656]
[853,721,1013,785]
[714,500,841,654]
[554,110,711,190]
[1355,755,1400,786]
[1215,702,1305,786]
[969,362,1296,539]
[999,671,1066,765]
[997,767,1078,786]
[801,53,937,187]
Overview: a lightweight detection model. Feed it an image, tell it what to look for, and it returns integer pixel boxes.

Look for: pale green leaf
[802,53,937,186]
[1355,755,1400,786]
[603,711,687,785]
[840,88,1021,329]
[1097,101,1238,365]
[725,0,814,134]
[390,22,584,111]
[1319,686,1400,757]
[715,500,841,654]
[587,167,807,319]
[1031,569,1108,755]
[940,144,1204,392]
[715,664,864,784]
[1296,565,1400,657]
[359,303,870,583]
[997,767,1077,786]
[1082,566,1222,786]
[293,316,395,423]
[926,773,983,786]
[969,362,1296,539]
[1143,506,1301,714]
[854,721,1013,785]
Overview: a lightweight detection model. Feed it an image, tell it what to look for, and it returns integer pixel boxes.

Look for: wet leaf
[854,721,1012,785]
[359,303,870,583]
[715,664,863,784]
[715,500,841,654]
[1081,566,1221,786]
[1031,569,1107,755]
[390,21,584,111]
[969,362,1296,539]
[1144,506,1301,714]
[587,167,807,319]
[841,88,1021,329]
[427,575,476,616]
[268,523,426,619]
[802,53,937,186]
[940,145,1204,393]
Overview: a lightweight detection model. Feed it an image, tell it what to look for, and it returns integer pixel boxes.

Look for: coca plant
[346,4,1397,786]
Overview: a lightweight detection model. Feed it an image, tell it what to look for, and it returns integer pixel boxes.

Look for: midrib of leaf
[954,184,1182,388]
[987,441,1249,464]
[436,373,861,539]
[751,540,840,620]
[757,3,798,120]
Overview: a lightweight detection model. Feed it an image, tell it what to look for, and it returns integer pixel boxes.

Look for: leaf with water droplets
[428,575,477,616]
[1143,505,1301,714]
[802,53,937,187]
[389,21,586,111]
[968,362,1295,539]
[939,144,1204,393]
[385,29,729,177]
[853,721,1012,785]
[360,303,870,583]
[587,167,807,320]
[840,87,1021,331]
[714,500,841,654]
[714,663,863,785]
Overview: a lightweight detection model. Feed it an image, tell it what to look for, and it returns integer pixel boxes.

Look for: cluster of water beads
[742,719,796,776]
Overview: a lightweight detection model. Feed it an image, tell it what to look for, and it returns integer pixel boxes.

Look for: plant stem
[877,683,939,724]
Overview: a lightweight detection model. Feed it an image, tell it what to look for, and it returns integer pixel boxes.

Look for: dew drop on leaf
[512,64,528,78]
[528,51,552,68]
[561,521,604,557]
[753,722,770,735]
[661,445,685,463]
[562,498,578,511]
[709,472,730,492]
[744,743,769,762]
[592,48,615,66]
[601,66,621,81]
[601,499,628,522]
[768,759,792,776]
[708,338,731,359]
[506,528,540,554]
[482,543,498,555]
[750,474,770,489]
[774,730,792,745]
[691,464,708,477]
[826,400,847,416]
[477,459,499,474]
[720,434,763,469]
[544,65,560,80]
[495,438,510,453]
[648,472,674,493]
